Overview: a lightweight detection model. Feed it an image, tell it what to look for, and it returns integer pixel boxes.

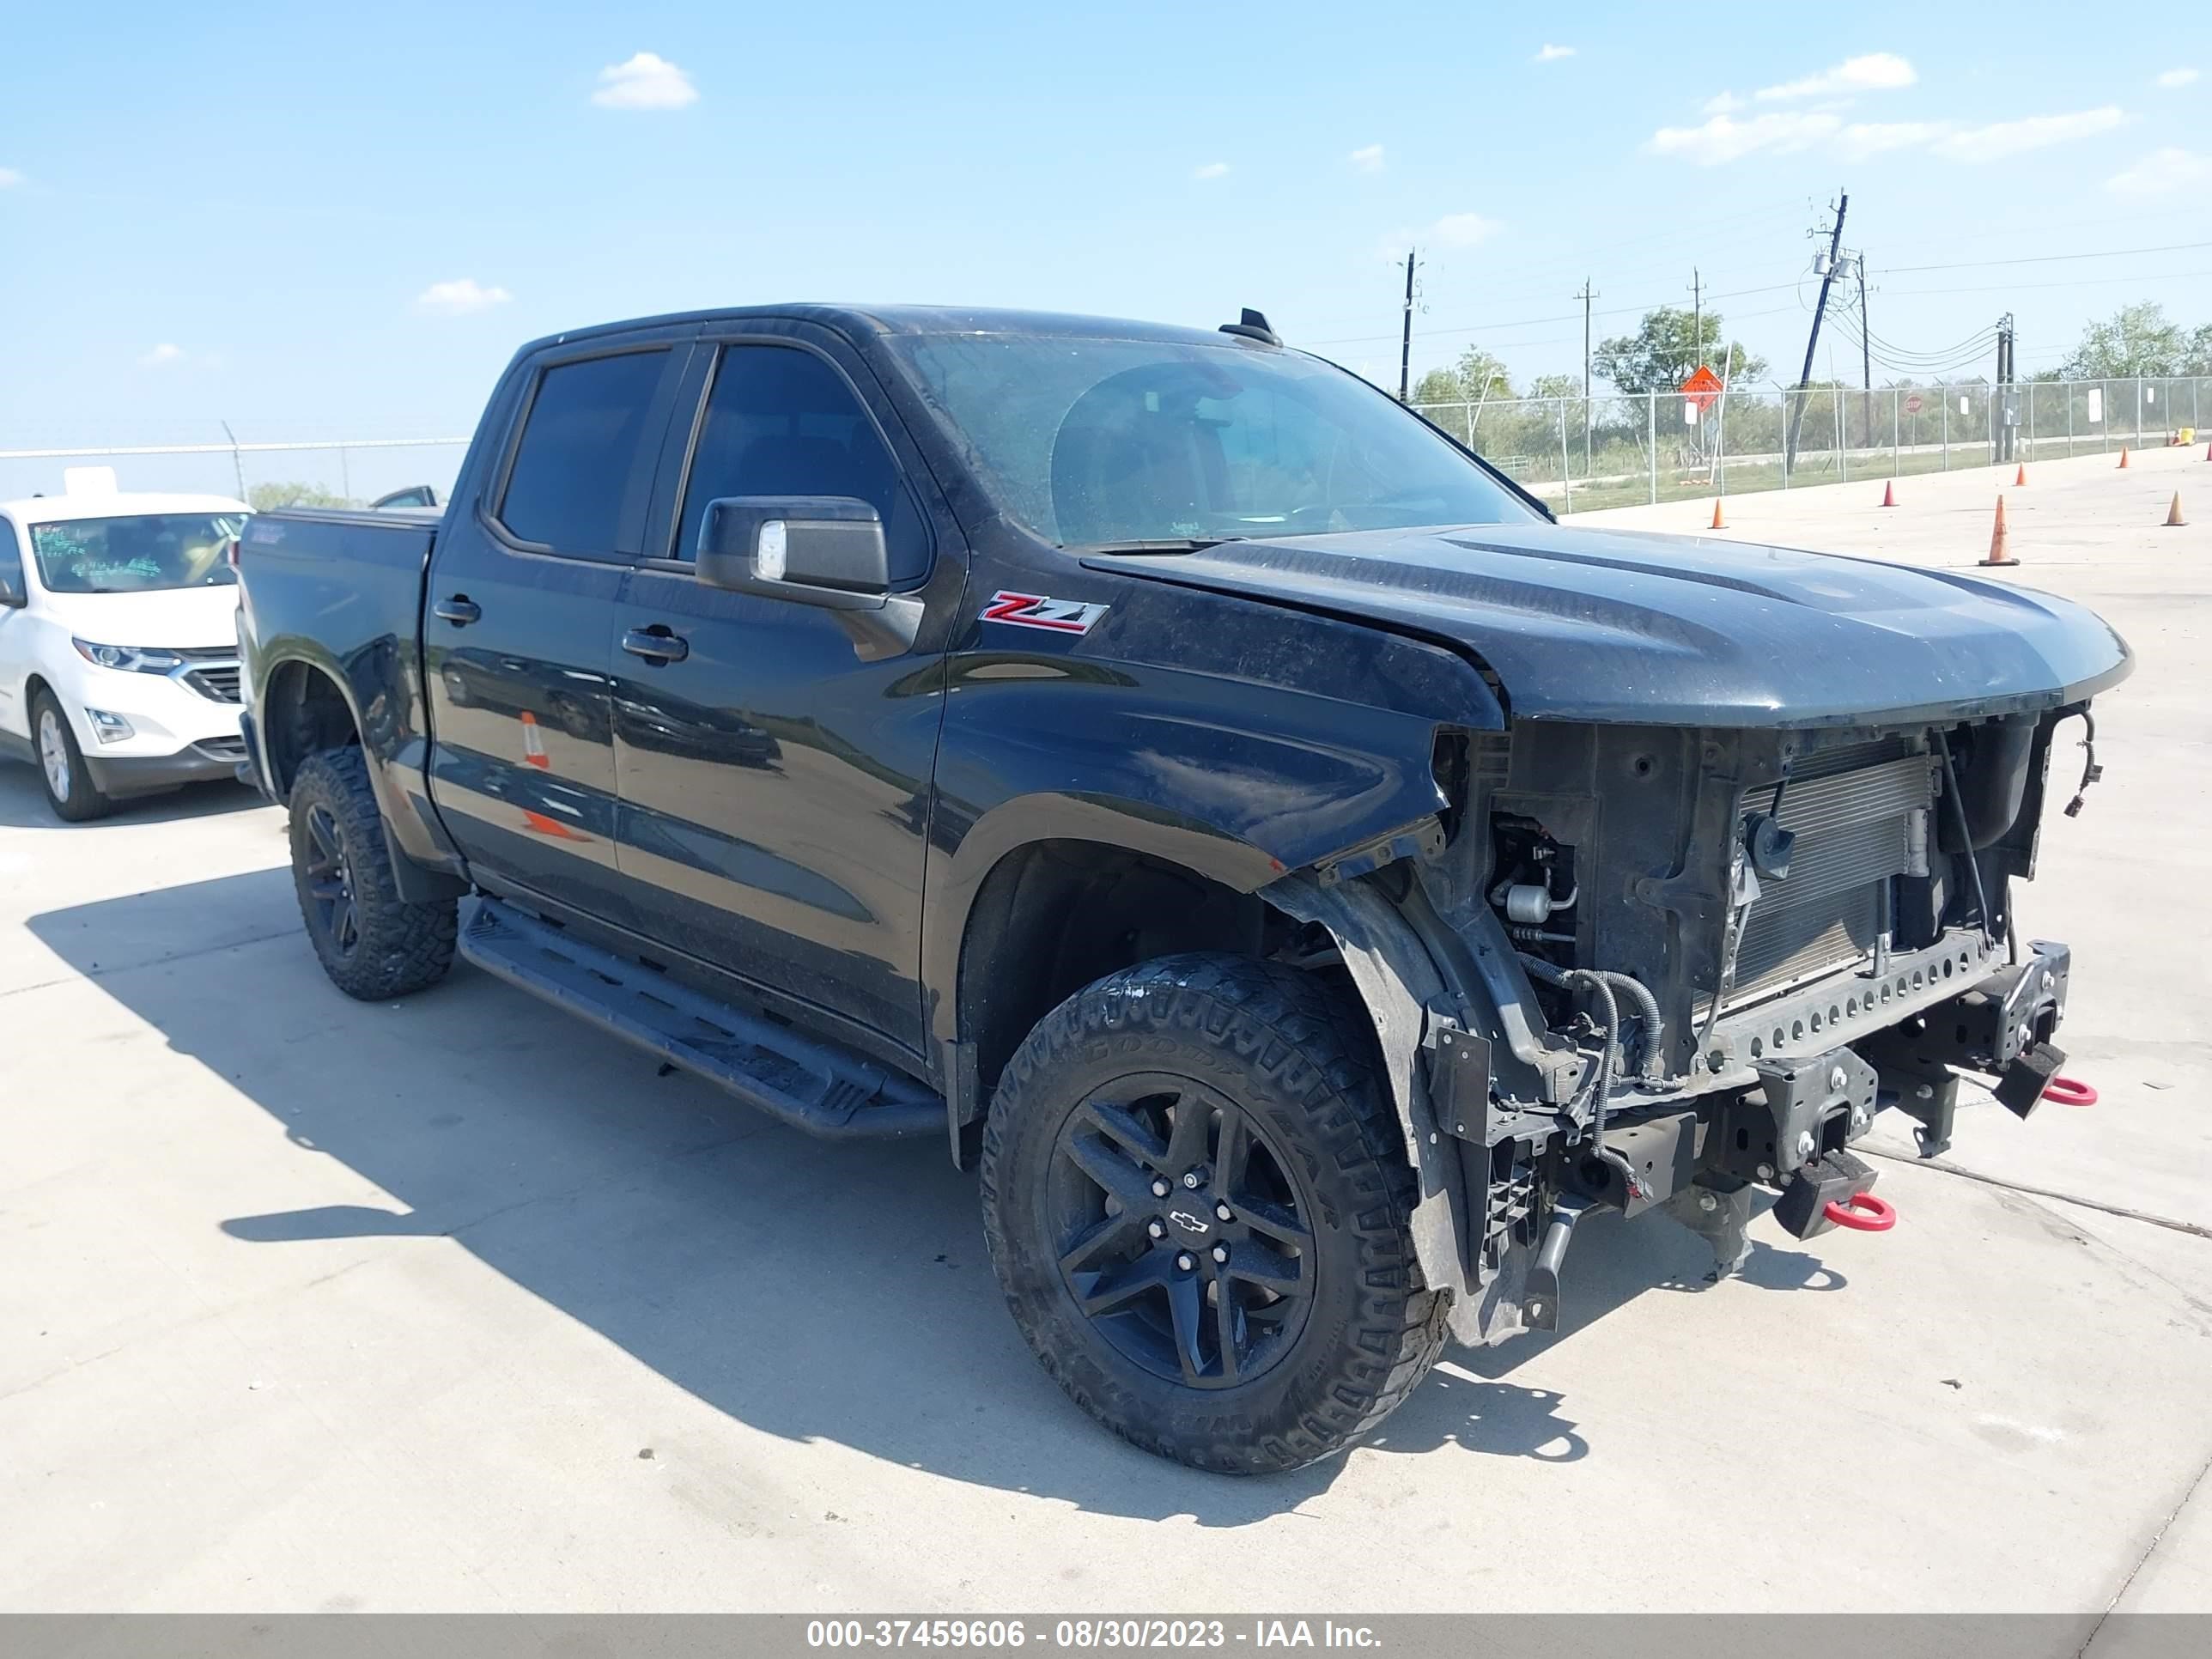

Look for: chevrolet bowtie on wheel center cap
[1046,1072,1315,1390]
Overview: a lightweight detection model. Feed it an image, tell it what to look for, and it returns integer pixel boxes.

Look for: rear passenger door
[610,330,956,1053]
[423,331,692,927]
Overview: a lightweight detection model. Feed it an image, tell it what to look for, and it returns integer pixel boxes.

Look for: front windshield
[29,513,243,594]
[889,333,1537,548]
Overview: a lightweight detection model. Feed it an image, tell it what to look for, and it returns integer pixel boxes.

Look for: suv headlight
[71,639,184,673]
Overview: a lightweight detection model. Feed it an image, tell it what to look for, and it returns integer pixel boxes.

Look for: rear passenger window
[499,349,670,551]
[676,346,929,583]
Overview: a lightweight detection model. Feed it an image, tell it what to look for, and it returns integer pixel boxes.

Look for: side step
[458,899,943,1139]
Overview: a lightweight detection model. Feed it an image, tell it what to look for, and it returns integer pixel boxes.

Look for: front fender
[921,640,1480,1046]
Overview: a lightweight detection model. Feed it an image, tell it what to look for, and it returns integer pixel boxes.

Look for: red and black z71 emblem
[981,590,1109,635]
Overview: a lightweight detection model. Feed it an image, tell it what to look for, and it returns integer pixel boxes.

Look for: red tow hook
[2044,1076,2098,1107]
[1823,1193,1898,1232]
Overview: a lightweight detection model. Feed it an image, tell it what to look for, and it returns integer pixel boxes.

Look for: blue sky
[2,0,2207,477]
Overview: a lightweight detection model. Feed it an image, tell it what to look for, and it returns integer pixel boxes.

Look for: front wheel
[287,746,458,1000]
[33,691,112,822]
[980,953,1449,1474]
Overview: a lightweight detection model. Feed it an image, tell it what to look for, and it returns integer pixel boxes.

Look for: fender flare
[257,646,467,901]
[1260,873,1495,1343]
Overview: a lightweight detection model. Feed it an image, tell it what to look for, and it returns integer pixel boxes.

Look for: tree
[2187,323,2212,376]
[2060,302,2189,379]
[1593,307,1767,396]
[247,481,353,512]
[1411,346,1514,405]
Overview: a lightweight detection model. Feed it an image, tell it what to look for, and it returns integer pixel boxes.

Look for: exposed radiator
[1723,747,1936,1009]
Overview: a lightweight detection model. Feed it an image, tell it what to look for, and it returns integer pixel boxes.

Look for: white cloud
[1648,110,1843,165]
[2108,146,2212,196]
[1656,103,2125,166]
[0,167,21,187]
[1702,91,1745,115]
[2155,67,2199,89]
[416,277,514,315]
[1838,119,1953,159]
[1932,106,2123,161]
[139,343,185,368]
[1431,212,1499,246]
[1755,52,1916,102]
[591,52,698,111]
[1192,161,1230,179]
[1535,44,1575,63]
[1348,143,1384,173]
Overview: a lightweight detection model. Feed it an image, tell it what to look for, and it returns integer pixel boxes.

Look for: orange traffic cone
[2203,440,2210,461]
[2166,492,2188,528]
[1881,479,1897,507]
[1980,495,2015,567]
[1710,499,1726,531]
[2118,447,2130,469]
[520,709,550,769]
[2014,463,2027,487]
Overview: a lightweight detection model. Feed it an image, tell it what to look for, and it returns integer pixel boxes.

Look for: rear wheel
[288,747,457,1000]
[981,953,1449,1474]
[33,691,111,822]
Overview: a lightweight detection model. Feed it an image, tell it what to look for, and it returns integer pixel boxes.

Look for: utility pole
[1785,191,1850,469]
[1397,249,1419,403]
[1856,253,1873,444]
[1995,312,2016,464]
[1577,278,1598,398]
[1688,268,1705,368]
[1856,254,1871,393]
[1576,277,1598,479]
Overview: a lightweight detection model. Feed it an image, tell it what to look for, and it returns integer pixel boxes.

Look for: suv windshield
[29,513,243,594]
[888,333,1536,549]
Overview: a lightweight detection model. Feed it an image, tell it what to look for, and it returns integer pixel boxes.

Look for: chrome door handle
[621,627,689,664]
[433,595,482,626]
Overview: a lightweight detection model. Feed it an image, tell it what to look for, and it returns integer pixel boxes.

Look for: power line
[1883,268,2212,298]
[1306,277,1808,349]
[1883,239,2212,274]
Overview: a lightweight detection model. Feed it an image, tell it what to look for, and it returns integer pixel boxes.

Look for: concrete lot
[3,444,2209,1613]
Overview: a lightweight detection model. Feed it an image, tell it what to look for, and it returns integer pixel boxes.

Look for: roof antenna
[1218,308,1280,346]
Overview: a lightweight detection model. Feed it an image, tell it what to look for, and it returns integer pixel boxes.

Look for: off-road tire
[981,952,1451,1474]
[32,690,112,822]
[288,746,458,1000]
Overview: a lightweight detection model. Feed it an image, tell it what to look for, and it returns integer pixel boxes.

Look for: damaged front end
[1272,704,2102,1349]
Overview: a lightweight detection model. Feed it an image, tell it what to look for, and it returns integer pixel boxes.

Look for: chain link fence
[7,376,2209,518]
[0,435,470,508]
[1415,376,2212,514]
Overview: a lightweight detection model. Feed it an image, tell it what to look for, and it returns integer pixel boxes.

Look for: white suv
[0,482,253,820]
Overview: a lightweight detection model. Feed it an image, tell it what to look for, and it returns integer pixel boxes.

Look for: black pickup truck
[236,303,2130,1473]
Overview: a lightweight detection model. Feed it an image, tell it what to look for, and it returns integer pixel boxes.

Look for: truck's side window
[674,345,929,583]
[498,349,670,552]
[0,520,24,605]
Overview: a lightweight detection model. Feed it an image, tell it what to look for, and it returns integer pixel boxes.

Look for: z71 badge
[981,591,1109,635]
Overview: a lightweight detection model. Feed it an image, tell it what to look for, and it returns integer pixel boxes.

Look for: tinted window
[500,349,670,551]
[0,520,23,605]
[889,334,1535,547]
[676,346,928,583]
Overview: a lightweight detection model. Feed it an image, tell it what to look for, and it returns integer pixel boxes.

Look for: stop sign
[1905,392,1924,415]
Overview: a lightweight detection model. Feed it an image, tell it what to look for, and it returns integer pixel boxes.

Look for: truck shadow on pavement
[33,867,1846,1524]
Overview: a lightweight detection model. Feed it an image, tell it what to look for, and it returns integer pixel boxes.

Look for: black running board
[458,900,943,1139]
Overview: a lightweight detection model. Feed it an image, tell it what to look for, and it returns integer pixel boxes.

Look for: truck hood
[1085,523,2132,726]
[35,585,241,653]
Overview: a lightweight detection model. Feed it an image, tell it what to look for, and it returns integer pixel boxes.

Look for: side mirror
[696,496,889,597]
